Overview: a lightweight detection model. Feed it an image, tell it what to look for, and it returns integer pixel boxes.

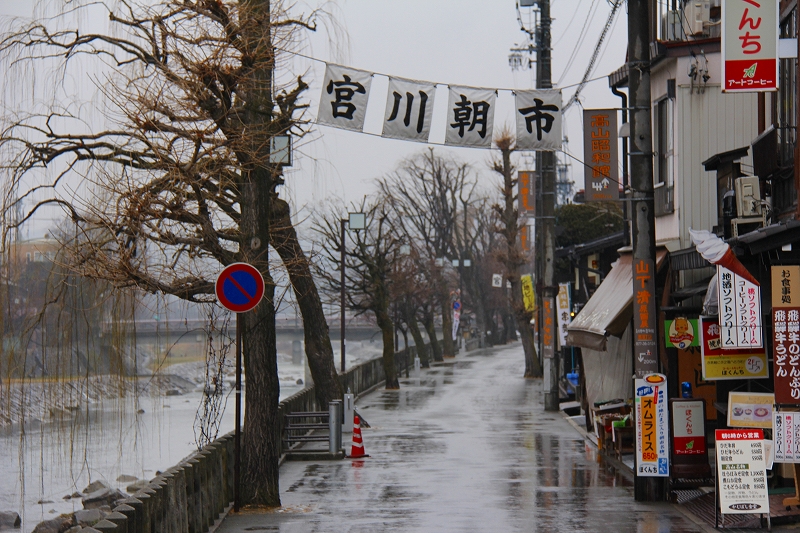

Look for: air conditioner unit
[735,176,762,217]
[661,11,685,41]
[684,1,711,36]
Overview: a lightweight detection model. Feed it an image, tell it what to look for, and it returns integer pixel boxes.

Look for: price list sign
[715,429,770,515]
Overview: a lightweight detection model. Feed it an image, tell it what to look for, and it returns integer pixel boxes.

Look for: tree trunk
[270,196,342,405]
[406,316,431,368]
[423,310,443,362]
[240,179,281,507]
[376,309,399,389]
[509,278,540,377]
[440,297,455,357]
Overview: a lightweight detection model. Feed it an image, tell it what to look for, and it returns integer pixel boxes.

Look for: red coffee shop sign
[722,0,778,92]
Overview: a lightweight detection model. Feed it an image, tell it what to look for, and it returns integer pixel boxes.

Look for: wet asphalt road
[216,343,711,533]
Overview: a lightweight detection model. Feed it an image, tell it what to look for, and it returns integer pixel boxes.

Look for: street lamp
[340,212,365,373]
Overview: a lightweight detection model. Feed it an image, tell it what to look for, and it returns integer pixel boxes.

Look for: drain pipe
[610,84,630,247]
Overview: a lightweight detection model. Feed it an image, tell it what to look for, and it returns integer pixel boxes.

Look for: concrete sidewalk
[216,344,712,532]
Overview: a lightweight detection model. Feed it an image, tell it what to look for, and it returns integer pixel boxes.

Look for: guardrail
[71,338,481,532]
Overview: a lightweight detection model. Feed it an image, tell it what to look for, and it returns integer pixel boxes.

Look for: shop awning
[566,249,668,351]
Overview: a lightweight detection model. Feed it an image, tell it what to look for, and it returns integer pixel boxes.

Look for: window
[654,96,674,215]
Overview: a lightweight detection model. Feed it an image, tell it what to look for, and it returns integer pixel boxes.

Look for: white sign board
[718,265,763,349]
[492,273,503,288]
[635,374,670,477]
[715,429,769,514]
[556,283,571,349]
[773,412,800,463]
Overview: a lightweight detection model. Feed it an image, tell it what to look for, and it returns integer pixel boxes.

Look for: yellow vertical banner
[521,274,536,312]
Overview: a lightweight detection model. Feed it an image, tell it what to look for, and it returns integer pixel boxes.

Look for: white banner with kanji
[317,64,373,132]
[382,77,436,142]
[515,89,563,151]
[444,86,496,148]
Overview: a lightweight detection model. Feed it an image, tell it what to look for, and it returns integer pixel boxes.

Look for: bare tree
[492,133,542,378]
[0,0,324,506]
[314,198,401,389]
[379,148,475,358]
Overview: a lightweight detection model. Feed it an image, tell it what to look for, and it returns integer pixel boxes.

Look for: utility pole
[537,0,559,412]
[628,0,664,501]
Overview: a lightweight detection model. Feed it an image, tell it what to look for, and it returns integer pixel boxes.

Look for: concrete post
[414,356,421,379]
[104,511,128,533]
[329,400,342,454]
[93,519,120,532]
[113,504,136,533]
[342,392,354,434]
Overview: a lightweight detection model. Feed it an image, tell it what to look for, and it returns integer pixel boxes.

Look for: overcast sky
[0,0,628,235]
[283,0,628,217]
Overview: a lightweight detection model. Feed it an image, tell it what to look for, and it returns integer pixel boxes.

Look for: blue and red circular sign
[215,262,265,313]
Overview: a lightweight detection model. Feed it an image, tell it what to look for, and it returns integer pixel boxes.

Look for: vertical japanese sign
[446,86,496,148]
[671,399,707,456]
[518,171,537,215]
[722,0,778,92]
[773,412,800,462]
[633,258,658,377]
[718,265,763,349]
[520,224,531,252]
[773,266,800,404]
[515,89,562,151]
[542,297,555,359]
[556,283,571,348]
[701,316,767,380]
[583,109,618,202]
[317,64,372,131]
[521,274,536,312]
[716,429,770,515]
[635,373,669,477]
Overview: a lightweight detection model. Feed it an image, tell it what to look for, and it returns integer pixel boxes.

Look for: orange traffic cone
[349,415,369,458]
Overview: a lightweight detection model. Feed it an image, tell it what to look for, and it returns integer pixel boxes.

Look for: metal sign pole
[234,312,242,512]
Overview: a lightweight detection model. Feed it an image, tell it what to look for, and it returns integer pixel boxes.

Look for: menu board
[635,373,669,477]
[727,391,774,429]
[716,429,769,515]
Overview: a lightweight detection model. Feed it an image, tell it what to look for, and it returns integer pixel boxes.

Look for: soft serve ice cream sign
[690,229,763,349]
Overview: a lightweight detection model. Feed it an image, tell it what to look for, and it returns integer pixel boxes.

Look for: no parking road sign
[216,262,265,313]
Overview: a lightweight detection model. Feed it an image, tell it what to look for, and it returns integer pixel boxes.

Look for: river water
[0,360,305,532]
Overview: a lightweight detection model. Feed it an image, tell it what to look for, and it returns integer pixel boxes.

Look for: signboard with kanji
[521,274,535,312]
[518,171,536,215]
[716,429,770,515]
[701,316,768,380]
[773,412,800,462]
[635,373,669,477]
[718,264,763,349]
[633,257,658,377]
[722,0,778,93]
[772,265,800,404]
[542,296,555,359]
[556,283,571,349]
[583,109,618,202]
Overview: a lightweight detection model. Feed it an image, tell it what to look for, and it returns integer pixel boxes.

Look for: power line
[562,0,623,112]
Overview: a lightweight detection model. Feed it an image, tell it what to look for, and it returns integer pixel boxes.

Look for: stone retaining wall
[78,340,472,532]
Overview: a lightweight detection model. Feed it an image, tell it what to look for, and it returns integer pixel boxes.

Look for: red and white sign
[718,264,763,349]
[722,0,778,92]
[773,412,800,462]
[672,400,706,456]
